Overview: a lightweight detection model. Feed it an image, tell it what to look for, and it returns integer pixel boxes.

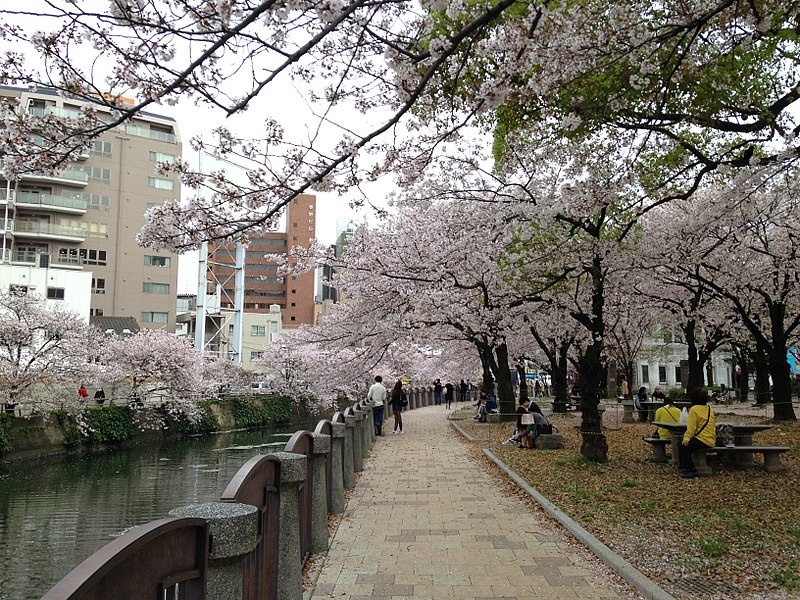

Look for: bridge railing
[39,393,432,600]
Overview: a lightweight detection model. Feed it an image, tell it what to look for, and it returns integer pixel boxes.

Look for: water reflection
[0,424,313,600]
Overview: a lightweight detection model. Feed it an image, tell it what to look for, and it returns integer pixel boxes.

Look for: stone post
[274,451,307,600]
[310,433,331,554]
[169,502,259,600]
[330,422,346,512]
[622,399,635,423]
[347,413,363,472]
[365,402,375,445]
[356,406,369,456]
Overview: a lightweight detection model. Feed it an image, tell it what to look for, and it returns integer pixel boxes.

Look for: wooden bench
[643,437,671,463]
[693,445,791,475]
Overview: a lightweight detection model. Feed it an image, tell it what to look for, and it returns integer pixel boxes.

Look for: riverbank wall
[0,395,312,464]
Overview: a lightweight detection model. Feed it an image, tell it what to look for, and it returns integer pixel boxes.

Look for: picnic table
[638,401,662,422]
[653,421,779,472]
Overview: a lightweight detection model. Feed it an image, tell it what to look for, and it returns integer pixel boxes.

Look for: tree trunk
[683,320,705,390]
[768,341,797,421]
[731,344,750,402]
[551,343,571,412]
[578,341,608,462]
[754,351,771,405]
[575,253,608,462]
[478,346,494,393]
[491,344,516,419]
[516,363,529,403]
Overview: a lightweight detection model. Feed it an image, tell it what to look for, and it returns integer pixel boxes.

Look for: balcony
[13,221,86,242]
[0,189,13,206]
[126,124,177,144]
[14,191,88,215]
[0,218,13,235]
[19,165,89,188]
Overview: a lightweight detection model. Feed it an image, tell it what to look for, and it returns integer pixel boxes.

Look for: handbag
[401,391,408,407]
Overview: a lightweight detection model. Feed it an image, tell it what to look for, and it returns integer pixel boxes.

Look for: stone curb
[448,418,479,442]
[483,448,676,600]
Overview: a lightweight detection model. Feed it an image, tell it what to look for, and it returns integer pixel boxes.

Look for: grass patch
[692,536,727,558]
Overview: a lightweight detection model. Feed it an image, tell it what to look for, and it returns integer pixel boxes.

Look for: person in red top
[78,385,89,402]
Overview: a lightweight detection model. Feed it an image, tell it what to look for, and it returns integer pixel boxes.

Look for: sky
[157,93,385,294]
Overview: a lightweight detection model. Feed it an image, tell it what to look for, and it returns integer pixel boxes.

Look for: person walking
[78,385,89,404]
[93,387,106,405]
[459,380,469,404]
[444,381,454,409]
[678,388,717,478]
[433,379,443,406]
[389,380,406,434]
[367,376,388,436]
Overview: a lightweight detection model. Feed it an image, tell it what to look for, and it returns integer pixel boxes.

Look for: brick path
[308,404,622,599]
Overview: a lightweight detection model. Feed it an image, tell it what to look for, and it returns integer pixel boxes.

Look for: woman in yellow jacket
[679,388,716,478]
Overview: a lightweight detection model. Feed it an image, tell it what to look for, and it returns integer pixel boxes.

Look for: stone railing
[40,401,376,600]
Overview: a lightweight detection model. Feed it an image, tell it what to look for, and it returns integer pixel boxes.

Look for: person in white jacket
[367,376,388,436]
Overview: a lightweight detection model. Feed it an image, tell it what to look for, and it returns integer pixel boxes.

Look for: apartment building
[0,85,181,330]
[209,193,317,328]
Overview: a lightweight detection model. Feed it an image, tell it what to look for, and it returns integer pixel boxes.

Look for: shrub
[81,405,138,444]
[228,395,292,428]
[160,403,220,435]
[0,412,12,455]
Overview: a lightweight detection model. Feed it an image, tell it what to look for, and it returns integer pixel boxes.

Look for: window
[92,278,106,294]
[9,284,28,294]
[290,302,296,307]
[147,176,174,190]
[90,141,112,157]
[85,167,111,184]
[228,324,234,334]
[658,366,667,384]
[79,248,107,266]
[250,351,263,360]
[251,325,266,336]
[81,193,110,210]
[290,316,296,321]
[83,222,109,239]
[674,366,682,385]
[148,151,177,163]
[141,311,169,324]
[143,282,170,294]
[144,255,171,267]
[90,308,104,317]
[47,287,65,300]
[641,365,650,384]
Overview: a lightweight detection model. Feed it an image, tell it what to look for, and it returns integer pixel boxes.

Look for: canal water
[0,423,317,600]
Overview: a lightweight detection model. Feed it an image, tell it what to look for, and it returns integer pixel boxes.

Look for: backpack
[536,423,556,435]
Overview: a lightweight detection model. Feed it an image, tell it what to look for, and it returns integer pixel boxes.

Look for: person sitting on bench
[678,388,716,478]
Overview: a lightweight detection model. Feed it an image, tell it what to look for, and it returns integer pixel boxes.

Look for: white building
[634,325,733,392]
[0,262,92,320]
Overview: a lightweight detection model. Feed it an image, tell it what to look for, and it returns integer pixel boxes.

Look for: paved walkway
[308,405,625,600]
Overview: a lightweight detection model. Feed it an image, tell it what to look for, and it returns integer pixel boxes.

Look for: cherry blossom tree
[0,291,96,414]
[1,1,796,251]
[649,177,800,420]
[98,328,229,420]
